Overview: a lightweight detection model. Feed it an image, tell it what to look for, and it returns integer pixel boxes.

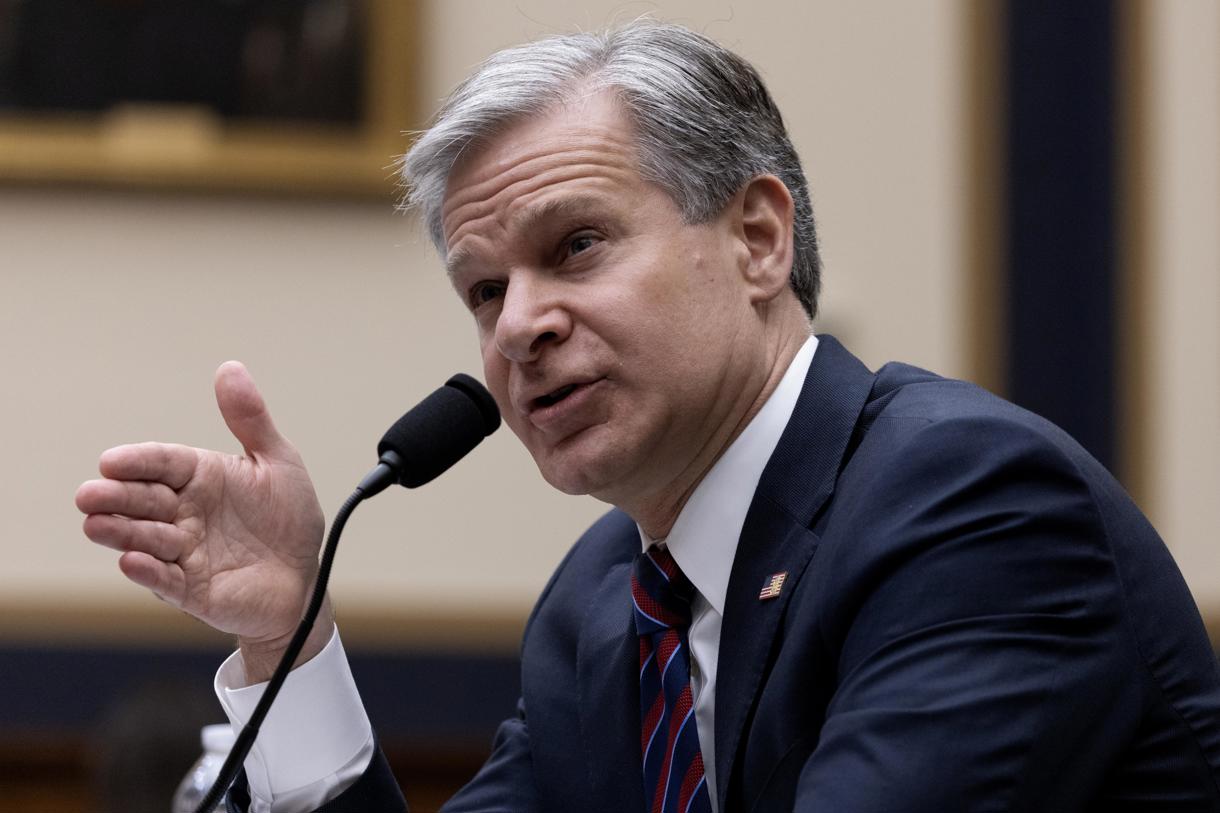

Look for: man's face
[441,91,757,507]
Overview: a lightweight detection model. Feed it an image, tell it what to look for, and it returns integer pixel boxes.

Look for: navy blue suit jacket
[260,335,1220,812]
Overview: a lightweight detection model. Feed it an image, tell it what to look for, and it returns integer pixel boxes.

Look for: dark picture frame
[0,0,417,198]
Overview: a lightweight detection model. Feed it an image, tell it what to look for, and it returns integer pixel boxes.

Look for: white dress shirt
[215,335,818,813]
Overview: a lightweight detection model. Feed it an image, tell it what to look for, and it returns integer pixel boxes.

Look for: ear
[731,174,796,305]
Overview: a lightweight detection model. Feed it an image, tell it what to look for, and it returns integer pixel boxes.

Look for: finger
[118,550,187,605]
[75,478,179,522]
[82,513,189,563]
[98,442,198,490]
[214,361,292,462]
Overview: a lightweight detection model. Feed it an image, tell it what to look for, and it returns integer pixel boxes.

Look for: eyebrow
[514,194,609,238]
[445,193,612,281]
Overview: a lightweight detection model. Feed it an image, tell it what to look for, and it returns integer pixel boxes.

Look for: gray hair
[400,20,822,318]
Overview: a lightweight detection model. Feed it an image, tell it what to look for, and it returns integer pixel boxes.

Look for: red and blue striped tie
[632,545,713,813]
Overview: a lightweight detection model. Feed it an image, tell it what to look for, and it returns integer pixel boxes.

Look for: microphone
[358,373,501,497]
[193,373,500,813]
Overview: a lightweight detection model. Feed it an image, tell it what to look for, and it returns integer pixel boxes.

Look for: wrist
[238,596,336,685]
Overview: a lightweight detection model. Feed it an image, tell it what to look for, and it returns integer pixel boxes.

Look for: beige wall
[1136,0,1220,617]
[31,0,1220,645]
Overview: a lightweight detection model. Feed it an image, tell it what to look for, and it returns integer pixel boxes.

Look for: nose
[493,274,572,363]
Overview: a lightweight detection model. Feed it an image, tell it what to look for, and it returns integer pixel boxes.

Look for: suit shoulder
[534,507,635,601]
[568,507,638,570]
[863,362,1101,475]
[819,363,1132,588]
[522,508,635,638]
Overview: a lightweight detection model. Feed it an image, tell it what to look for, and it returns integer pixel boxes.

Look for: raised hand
[76,362,332,681]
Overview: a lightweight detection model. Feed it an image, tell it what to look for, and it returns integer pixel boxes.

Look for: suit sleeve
[440,698,541,812]
[795,414,1142,812]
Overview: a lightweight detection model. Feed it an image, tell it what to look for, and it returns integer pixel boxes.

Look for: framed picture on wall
[0,0,417,197]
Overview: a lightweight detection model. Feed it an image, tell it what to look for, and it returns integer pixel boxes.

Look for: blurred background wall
[0,1,1215,810]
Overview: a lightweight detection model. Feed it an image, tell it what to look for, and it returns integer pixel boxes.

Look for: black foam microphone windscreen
[376,373,501,488]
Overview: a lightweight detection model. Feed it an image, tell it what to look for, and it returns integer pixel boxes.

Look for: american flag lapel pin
[758,572,788,601]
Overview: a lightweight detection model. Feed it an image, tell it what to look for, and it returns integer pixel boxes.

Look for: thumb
[214,361,290,460]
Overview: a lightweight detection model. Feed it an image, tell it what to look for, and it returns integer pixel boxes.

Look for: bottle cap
[201,723,237,753]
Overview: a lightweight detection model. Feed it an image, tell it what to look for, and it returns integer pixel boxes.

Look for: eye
[468,280,505,310]
[563,231,601,260]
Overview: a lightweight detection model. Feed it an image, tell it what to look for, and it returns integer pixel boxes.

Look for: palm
[174,448,324,641]
[77,361,326,646]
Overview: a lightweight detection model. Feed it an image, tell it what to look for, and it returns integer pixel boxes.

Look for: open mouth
[534,383,578,409]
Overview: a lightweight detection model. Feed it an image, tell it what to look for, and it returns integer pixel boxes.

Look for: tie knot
[631,545,695,636]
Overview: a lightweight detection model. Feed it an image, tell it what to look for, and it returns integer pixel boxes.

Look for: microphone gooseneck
[194,374,500,813]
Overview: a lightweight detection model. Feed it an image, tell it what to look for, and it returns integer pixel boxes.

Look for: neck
[627,323,810,540]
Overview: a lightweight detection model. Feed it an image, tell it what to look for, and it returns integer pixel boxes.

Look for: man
[76,21,1220,812]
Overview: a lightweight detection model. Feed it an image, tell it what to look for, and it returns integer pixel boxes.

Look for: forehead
[440,91,645,248]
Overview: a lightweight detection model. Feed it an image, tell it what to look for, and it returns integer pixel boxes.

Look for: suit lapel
[714,335,877,807]
[577,557,647,812]
[714,503,820,807]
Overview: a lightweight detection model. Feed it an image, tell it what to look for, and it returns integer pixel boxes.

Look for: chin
[533,441,632,500]
[536,457,605,497]
[527,418,657,502]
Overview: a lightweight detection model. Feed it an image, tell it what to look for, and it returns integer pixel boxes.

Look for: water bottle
[171,723,236,813]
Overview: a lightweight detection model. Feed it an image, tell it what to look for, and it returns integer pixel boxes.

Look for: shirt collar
[639,335,818,615]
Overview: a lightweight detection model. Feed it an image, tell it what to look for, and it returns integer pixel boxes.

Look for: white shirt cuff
[214,628,375,813]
